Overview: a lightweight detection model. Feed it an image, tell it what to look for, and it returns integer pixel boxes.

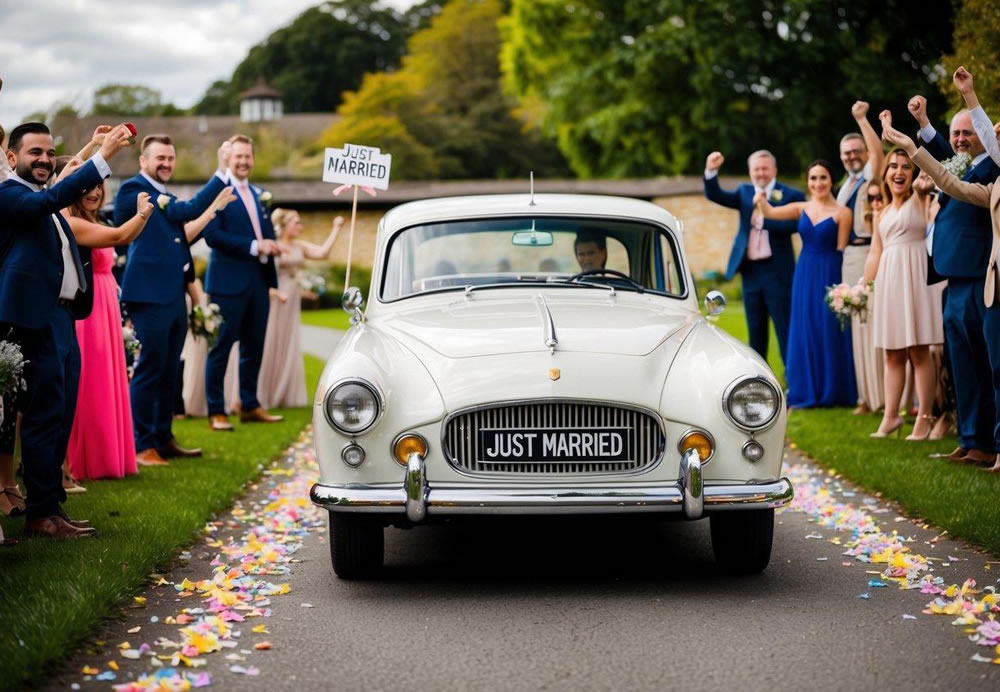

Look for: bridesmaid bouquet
[190,303,225,347]
[825,282,872,330]
[298,272,328,296]
[122,325,141,357]
[0,338,27,427]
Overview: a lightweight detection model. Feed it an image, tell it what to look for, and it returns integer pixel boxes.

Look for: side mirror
[704,290,726,316]
[342,286,365,324]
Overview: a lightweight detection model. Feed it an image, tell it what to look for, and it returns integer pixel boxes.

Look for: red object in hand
[124,122,137,145]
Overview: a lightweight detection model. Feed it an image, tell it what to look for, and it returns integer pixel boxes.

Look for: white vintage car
[310,194,792,578]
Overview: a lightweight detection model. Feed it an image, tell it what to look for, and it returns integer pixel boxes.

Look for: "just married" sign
[322,143,392,190]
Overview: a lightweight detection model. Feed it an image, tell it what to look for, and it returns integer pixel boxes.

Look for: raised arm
[183,186,236,243]
[753,190,804,221]
[702,152,741,209]
[852,101,884,181]
[298,216,344,259]
[69,192,152,248]
[953,66,1000,167]
[910,147,992,208]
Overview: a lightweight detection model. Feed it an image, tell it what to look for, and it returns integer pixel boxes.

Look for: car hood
[377,292,697,358]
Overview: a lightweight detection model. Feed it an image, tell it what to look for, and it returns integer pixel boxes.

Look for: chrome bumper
[309,450,793,521]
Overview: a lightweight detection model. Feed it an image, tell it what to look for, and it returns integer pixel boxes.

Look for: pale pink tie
[747,189,772,260]
[237,181,263,242]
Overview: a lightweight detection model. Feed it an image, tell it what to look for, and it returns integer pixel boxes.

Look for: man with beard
[838,101,885,416]
[115,135,233,466]
[908,96,1000,464]
[203,134,282,431]
[0,121,132,538]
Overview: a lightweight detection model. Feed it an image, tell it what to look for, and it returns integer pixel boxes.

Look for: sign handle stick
[345,184,359,290]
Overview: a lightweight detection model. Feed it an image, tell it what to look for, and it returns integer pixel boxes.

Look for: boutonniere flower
[770,189,783,202]
[942,153,972,179]
[258,190,273,206]
[157,194,172,210]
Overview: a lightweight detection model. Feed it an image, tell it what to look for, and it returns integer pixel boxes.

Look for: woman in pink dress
[64,181,153,480]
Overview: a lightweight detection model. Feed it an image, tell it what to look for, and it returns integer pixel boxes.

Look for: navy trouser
[740,257,793,364]
[943,278,996,453]
[128,296,187,452]
[205,275,270,416]
[984,301,1000,451]
[8,307,79,519]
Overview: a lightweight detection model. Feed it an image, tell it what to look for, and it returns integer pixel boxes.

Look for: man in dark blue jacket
[703,149,805,363]
[0,122,131,538]
[203,135,281,431]
[909,96,1000,464]
[115,135,232,466]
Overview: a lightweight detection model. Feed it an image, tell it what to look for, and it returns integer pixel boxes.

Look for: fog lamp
[393,433,428,466]
[341,443,366,468]
[678,430,714,463]
[742,440,765,463]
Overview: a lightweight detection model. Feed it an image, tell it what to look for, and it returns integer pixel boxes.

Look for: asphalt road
[48,445,1000,692]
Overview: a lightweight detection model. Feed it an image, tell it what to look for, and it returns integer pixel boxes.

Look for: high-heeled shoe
[852,402,871,416]
[3,485,25,517]
[906,415,934,441]
[870,418,904,438]
[929,413,953,441]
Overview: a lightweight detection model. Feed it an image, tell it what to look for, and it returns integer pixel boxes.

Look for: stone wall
[293,194,768,278]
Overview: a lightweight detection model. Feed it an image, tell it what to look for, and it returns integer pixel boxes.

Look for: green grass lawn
[0,355,325,691]
[300,308,352,330]
[714,302,1000,556]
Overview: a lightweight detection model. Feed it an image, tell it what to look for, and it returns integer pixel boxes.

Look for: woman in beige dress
[863,147,943,439]
[255,210,343,409]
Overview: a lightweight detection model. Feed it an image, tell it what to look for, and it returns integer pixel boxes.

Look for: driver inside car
[574,230,607,271]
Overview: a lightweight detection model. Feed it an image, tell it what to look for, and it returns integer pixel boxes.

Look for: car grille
[442,401,665,476]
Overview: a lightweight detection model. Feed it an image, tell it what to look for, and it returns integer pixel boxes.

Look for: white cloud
[0,0,418,131]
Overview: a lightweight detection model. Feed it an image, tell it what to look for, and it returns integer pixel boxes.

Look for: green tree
[318,0,567,180]
[502,0,954,178]
[92,84,179,117]
[940,0,1000,114]
[193,0,418,115]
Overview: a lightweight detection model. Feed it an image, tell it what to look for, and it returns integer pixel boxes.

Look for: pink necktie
[237,181,263,242]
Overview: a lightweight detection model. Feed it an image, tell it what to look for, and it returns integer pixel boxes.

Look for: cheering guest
[115,135,233,466]
[257,211,343,409]
[861,131,943,439]
[755,160,856,407]
[203,135,282,431]
[62,168,152,479]
[0,122,132,538]
[906,93,1000,464]
[839,102,885,415]
[703,150,805,363]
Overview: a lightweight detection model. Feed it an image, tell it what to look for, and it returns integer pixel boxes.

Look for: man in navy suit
[203,135,282,431]
[115,135,233,465]
[908,96,1000,464]
[0,122,131,538]
[703,150,805,363]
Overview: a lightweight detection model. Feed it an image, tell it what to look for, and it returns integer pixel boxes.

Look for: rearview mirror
[512,230,553,247]
[704,290,726,316]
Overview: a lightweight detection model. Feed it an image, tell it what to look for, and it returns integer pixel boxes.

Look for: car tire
[329,512,384,579]
[710,508,774,574]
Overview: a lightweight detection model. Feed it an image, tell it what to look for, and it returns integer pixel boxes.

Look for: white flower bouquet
[122,325,141,357]
[942,153,972,179]
[190,303,225,347]
[298,272,328,296]
[0,338,27,397]
[825,282,872,330]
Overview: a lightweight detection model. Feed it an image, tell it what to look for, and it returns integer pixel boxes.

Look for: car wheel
[710,508,774,574]
[329,512,384,579]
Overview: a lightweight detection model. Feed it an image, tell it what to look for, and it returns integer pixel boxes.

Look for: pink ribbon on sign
[333,184,377,198]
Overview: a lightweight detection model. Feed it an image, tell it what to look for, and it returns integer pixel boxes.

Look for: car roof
[380,194,682,235]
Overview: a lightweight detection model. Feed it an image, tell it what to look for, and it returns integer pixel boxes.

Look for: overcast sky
[0,0,417,131]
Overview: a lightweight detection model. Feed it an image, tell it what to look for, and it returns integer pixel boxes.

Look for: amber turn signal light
[393,433,428,466]
[678,430,714,463]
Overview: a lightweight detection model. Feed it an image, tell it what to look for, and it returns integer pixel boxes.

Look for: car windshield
[380,216,685,301]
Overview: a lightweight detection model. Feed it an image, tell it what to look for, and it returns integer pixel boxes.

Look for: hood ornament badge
[536,294,558,355]
[548,368,561,381]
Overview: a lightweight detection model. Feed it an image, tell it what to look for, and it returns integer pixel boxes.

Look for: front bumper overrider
[309,450,794,522]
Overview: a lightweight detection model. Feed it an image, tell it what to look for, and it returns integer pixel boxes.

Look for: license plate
[477,428,631,463]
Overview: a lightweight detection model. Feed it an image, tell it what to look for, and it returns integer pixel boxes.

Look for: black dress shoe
[158,439,203,458]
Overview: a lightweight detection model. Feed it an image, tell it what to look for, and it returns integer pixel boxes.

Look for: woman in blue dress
[755,160,857,407]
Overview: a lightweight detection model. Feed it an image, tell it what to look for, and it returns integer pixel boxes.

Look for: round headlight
[725,377,779,430]
[324,380,381,434]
